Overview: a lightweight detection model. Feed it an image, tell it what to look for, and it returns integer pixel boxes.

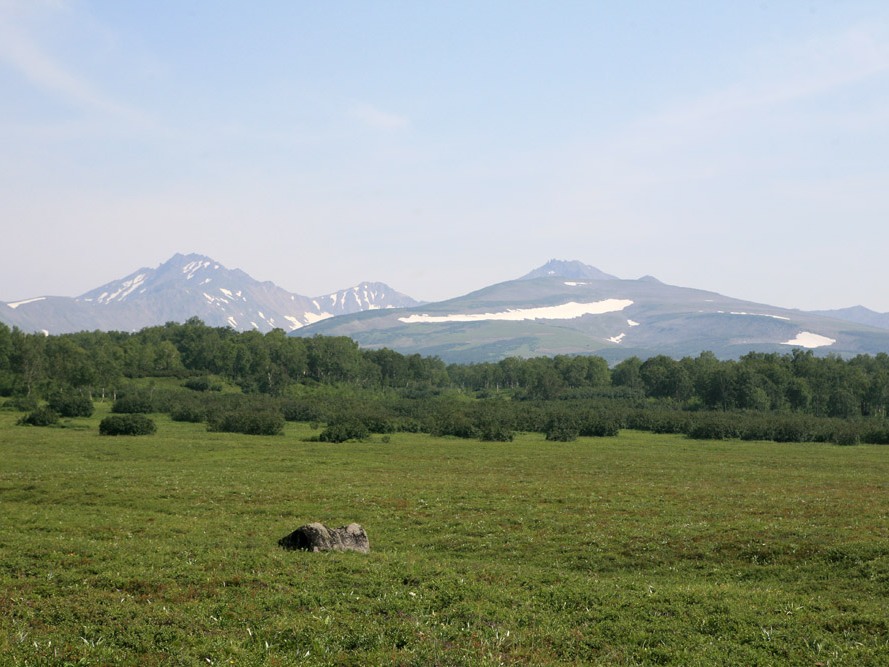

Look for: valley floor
[1,410,888,665]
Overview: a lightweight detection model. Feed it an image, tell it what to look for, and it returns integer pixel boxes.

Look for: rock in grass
[278,522,370,554]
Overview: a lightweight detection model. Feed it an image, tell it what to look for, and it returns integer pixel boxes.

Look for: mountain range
[292,259,889,363]
[3,255,889,363]
[0,253,419,335]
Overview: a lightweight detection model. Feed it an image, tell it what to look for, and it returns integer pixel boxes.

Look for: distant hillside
[293,260,889,363]
[812,306,889,331]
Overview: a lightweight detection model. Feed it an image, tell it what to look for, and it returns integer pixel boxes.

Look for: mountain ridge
[4,255,889,362]
[1,252,418,334]
[291,263,889,363]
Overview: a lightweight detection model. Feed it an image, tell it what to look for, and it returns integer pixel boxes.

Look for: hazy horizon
[2,2,888,311]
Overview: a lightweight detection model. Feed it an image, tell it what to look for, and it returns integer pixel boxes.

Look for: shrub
[112,393,156,414]
[208,411,284,436]
[318,420,370,443]
[625,409,690,434]
[170,404,206,423]
[738,416,776,442]
[99,414,157,436]
[430,412,477,439]
[861,424,889,445]
[478,423,515,442]
[577,412,620,437]
[18,407,59,427]
[393,417,423,433]
[47,393,94,418]
[686,414,742,440]
[770,417,815,443]
[545,416,579,442]
[281,398,327,422]
[183,377,222,392]
[828,423,862,446]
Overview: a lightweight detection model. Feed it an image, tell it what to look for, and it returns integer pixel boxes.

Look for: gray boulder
[278,522,370,554]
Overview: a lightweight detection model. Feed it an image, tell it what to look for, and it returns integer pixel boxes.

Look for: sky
[1,1,888,311]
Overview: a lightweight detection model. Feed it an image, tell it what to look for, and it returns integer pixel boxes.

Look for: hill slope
[293,261,889,363]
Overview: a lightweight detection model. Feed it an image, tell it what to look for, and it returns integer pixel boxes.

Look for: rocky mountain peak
[519,259,619,282]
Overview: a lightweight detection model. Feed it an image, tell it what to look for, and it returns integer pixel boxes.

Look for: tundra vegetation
[0,319,888,663]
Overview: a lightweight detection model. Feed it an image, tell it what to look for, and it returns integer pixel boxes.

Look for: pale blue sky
[2,1,888,310]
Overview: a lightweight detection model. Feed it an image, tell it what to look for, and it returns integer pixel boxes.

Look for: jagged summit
[520,259,619,282]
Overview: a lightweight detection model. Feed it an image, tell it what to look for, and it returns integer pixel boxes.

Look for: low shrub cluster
[170,403,206,423]
[545,416,578,442]
[182,377,222,392]
[99,414,157,436]
[207,411,284,436]
[318,420,370,443]
[112,393,157,414]
[47,393,94,418]
[18,407,59,427]
[115,379,889,446]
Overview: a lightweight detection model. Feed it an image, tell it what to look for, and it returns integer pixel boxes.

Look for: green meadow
[1,407,888,666]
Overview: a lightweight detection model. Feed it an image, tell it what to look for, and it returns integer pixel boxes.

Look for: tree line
[2,318,889,418]
[2,318,889,444]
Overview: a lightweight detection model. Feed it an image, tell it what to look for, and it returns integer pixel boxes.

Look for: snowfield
[398,299,633,324]
[6,296,47,309]
[303,311,334,325]
[781,332,836,349]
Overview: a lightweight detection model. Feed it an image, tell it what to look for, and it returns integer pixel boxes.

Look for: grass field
[1,406,888,666]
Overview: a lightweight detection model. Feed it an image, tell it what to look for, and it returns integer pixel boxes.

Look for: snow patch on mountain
[303,312,334,325]
[7,296,47,309]
[719,311,791,321]
[398,299,633,324]
[782,332,836,349]
[96,273,148,304]
[182,260,211,279]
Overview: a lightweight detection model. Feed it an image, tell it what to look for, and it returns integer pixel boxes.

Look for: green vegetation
[1,409,887,665]
[98,413,157,436]
[1,318,889,662]
[3,319,889,445]
[17,406,59,427]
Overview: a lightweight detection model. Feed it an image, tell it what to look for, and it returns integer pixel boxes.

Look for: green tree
[611,356,644,391]
[10,328,46,397]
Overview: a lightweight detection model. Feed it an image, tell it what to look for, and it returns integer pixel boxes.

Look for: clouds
[0,3,151,128]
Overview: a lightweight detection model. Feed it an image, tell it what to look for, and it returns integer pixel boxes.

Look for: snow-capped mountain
[1,253,419,334]
[6,255,889,363]
[292,260,889,363]
[311,282,421,317]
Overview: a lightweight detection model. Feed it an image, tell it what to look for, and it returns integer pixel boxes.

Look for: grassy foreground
[1,408,888,666]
